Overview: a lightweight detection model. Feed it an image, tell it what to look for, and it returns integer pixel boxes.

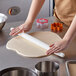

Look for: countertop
[0,16,76,76]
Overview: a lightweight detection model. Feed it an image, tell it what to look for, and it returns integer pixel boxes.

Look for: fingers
[12,30,23,36]
[46,44,61,55]
[9,27,20,35]
[47,47,60,55]
[54,48,62,53]
[49,44,54,47]
[9,26,24,36]
[46,44,55,54]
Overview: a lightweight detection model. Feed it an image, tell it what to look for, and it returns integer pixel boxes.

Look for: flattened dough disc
[6,31,62,57]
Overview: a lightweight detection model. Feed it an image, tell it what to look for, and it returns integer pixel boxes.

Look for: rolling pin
[10,28,65,58]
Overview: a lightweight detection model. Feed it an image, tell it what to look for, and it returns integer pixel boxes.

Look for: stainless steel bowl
[35,61,59,76]
[0,13,7,31]
[0,67,38,76]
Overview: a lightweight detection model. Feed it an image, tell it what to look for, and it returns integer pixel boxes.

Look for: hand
[46,39,69,55]
[9,21,33,36]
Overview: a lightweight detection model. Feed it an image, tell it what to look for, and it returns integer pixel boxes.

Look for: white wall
[0,0,49,22]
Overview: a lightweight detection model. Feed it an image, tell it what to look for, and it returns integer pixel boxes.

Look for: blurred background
[0,0,54,22]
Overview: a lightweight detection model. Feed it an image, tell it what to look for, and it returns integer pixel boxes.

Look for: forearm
[63,15,76,42]
[25,0,45,23]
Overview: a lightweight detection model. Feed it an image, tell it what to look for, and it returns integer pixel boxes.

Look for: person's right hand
[46,39,69,55]
[9,21,33,36]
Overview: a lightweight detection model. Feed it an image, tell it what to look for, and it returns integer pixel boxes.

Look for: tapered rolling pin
[10,28,65,57]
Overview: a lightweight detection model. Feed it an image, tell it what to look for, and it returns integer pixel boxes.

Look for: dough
[6,31,62,57]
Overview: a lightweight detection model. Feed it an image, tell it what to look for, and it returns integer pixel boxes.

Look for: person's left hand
[46,39,69,55]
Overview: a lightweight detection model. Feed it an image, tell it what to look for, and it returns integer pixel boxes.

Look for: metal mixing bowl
[0,67,38,76]
[35,61,59,76]
[0,13,7,31]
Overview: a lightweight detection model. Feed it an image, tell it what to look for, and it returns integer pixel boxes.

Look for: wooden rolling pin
[10,28,65,58]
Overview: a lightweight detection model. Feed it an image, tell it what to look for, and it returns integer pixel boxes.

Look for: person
[9,0,76,55]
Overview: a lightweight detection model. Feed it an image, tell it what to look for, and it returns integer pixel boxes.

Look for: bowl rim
[35,61,59,73]
[0,67,38,76]
[0,13,8,23]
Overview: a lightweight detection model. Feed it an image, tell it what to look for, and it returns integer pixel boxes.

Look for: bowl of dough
[0,13,7,31]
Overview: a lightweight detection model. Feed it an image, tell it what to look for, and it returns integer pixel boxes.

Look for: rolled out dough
[6,31,62,57]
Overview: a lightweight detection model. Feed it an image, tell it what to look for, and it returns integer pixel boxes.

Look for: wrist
[25,17,34,24]
[24,19,33,26]
[63,37,71,43]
